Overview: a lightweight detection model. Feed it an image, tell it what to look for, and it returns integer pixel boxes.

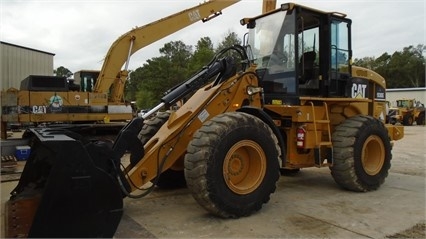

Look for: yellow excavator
[0,0,241,139]
[5,1,404,238]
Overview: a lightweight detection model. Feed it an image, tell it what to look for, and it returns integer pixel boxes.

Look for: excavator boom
[95,0,240,103]
[262,0,277,13]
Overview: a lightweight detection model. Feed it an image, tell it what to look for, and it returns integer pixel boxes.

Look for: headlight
[247,86,262,95]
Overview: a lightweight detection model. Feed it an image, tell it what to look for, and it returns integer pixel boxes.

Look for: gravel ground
[1,125,425,238]
[386,222,425,238]
[385,125,426,238]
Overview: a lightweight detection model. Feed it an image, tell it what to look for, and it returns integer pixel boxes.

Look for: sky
[1,0,425,74]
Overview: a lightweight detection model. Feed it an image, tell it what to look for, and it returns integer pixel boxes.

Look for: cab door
[328,17,352,97]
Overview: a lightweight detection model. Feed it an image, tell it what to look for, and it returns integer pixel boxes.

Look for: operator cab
[243,3,352,105]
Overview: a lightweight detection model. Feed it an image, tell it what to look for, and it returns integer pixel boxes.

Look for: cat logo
[351,83,367,98]
[49,94,63,112]
[188,9,201,22]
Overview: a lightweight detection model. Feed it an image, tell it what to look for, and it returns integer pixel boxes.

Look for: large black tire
[403,114,414,126]
[137,111,171,145]
[184,112,280,218]
[137,111,186,189]
[331,115,392,192]
[416,113,425,126]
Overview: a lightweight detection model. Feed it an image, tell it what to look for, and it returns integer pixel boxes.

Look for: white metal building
[0,41,55,91]
[386,88,426,107]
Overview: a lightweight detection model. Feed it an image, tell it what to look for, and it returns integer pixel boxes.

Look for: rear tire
[184,112,280,218]
[331,115,392,192]
[137,111,171,144]
[416,113,425,125]
[138,111,186,189]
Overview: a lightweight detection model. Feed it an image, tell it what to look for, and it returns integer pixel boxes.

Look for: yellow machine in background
[0,0,240,139]
[388,98,425,125]
[5,1,404,238]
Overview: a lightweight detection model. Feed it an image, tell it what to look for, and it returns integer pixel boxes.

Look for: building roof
[0,41,55,56]
[387,87,426,92]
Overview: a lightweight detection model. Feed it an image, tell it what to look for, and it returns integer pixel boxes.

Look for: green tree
[159,41,193,88]
[128,41,194,109]
[216,31,241,52]
[136,89,157,109]
[189,37,215,73]
[354,45,425,88]
[54,66,73,78]
[216,31,244,70]
[125,69,139,101]
[354,56,376,69]
[127,34,250,110]
[387,45,425,88]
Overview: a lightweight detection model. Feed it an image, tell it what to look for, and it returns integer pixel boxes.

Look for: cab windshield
[397,100,412,108]
[247,10,297,96]
[248,11,295,74]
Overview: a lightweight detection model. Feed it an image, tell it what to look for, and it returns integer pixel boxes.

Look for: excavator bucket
[5,128,124,238]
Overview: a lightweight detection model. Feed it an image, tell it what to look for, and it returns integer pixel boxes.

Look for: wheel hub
[227,154,244,176]
[362,135,385,175]
[223,140,267,195]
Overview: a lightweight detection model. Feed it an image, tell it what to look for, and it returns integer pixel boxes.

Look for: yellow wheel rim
[223,140,267,195]
[362,135,385,175]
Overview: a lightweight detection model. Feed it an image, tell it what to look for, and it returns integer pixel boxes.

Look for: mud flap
[5,128,124,238]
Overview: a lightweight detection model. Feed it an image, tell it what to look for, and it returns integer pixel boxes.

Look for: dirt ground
[1,125,425,238]
[114,125,426,238]
[386,222,425,238]
[389,125,426,177]
[384,125,426,238]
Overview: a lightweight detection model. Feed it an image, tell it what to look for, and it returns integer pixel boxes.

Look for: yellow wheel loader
[388,98,425,125]
[5,2,404,237]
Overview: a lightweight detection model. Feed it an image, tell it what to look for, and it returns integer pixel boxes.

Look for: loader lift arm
[94,0,240,103]
[115,46,249,191]
[6,45,251,238]
[5,1,284,237]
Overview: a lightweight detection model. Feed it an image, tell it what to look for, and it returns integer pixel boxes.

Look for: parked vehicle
[5,2,404,238]
[388,98,425,125]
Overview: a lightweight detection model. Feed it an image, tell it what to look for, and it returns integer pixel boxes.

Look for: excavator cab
[245,3,353,105]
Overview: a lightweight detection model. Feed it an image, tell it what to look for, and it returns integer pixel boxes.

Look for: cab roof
[240,2,347,26]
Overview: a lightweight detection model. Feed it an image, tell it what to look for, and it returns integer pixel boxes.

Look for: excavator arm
[94,0,240,103]
[263,0,277,13]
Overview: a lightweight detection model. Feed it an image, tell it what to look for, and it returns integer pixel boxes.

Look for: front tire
[331,115,392,192]
[184,112,280,218]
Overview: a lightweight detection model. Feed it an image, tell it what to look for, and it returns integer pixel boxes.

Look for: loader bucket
[5,128,124,238]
